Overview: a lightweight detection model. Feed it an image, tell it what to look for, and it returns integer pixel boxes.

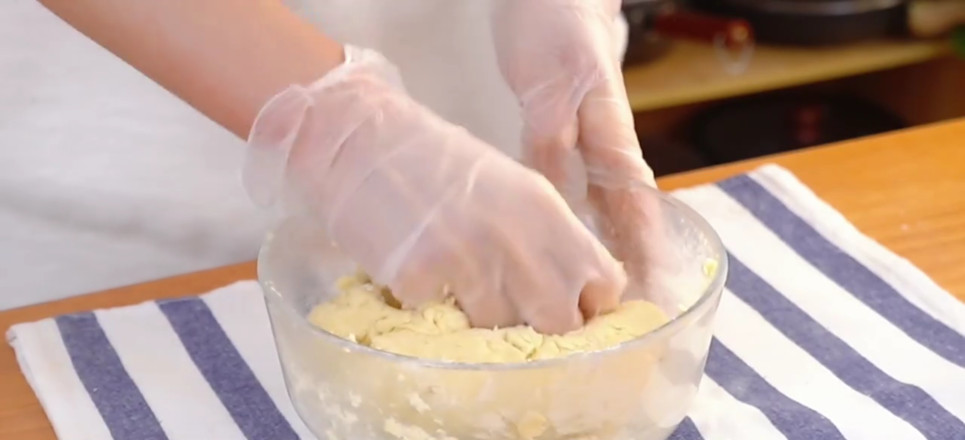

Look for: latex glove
[243,46,627,334]
[492,0,661,297]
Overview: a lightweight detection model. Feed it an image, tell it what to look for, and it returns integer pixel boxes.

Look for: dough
[284,272,711,440]
[308,272,670,364]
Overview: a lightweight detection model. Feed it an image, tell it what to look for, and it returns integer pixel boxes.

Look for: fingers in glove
[501,181,627,334]
[576,79,662,302]
[505,241,625,334]
[575,204,629,321]
[375,185,479,303]
[394,224,523,330]
[578,258,627,319]
[577,81,655,188]
[505,255,585,336]
[390,250,455,309]
[455,276,521,331]
[587,184,667,302]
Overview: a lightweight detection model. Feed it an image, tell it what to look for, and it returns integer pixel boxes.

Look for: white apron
[0,0,624,309]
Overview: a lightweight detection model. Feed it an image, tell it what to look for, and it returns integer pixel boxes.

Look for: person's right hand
[242,46,627,334]
[490,0,665,296]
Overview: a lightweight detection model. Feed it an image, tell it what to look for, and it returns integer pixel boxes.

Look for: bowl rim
[257,188,729,371]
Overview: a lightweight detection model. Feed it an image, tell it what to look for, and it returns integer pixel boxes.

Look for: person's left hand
[491,0,661,297]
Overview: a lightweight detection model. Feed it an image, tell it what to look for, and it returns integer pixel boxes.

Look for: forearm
[38,0,344,138]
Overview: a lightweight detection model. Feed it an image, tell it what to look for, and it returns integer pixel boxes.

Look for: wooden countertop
[3,118,965,439]
[623,39,953,112]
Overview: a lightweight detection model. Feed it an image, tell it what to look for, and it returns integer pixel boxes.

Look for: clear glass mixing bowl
[258,187,727,440]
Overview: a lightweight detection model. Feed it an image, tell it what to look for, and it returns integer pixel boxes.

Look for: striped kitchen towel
[7,164,965,440]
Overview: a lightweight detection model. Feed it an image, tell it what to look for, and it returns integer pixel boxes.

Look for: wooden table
[3,118,964,439]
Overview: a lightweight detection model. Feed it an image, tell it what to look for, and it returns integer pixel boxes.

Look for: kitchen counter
[623,38,953,112]
[2,118,964,439]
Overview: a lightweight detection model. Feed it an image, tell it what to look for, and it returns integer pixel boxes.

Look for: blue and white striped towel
[7,164,965,440]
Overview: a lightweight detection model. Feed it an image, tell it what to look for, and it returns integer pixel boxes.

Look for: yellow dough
[287,272,708,440]
[308,272,670,364]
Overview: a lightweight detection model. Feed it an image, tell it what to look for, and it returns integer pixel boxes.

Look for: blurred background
[619,0,965,176]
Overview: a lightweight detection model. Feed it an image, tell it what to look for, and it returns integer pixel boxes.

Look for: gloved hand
[491,0,661,296]
[243,46,627,334]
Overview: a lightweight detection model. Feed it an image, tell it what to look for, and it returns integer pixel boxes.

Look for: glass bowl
[257,186,727,440]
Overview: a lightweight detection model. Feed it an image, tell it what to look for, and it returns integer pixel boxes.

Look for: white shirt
[0,0,623,309]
